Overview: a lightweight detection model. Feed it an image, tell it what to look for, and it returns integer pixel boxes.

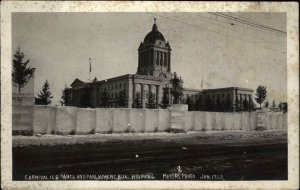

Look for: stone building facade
[183,87,253,111]
[68,20,253,111]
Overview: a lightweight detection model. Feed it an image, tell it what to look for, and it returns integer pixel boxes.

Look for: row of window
[155,51,168,67]
[139,51,168,67]
[108,92,121,99]
[102,83,126,91]
[187,93,251,100]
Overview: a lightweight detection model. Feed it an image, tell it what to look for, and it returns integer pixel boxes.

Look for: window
[124,83,126,88]
[163,53,167,66]
[160,52,163,66]
[116,84,117,89]
[156,51,159,65]
[120,84,121,88]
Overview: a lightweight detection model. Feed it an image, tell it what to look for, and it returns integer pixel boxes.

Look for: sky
[12,12,287,105]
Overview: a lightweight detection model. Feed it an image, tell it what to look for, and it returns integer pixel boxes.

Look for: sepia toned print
[11,12,287,180]
[1,1,299,190]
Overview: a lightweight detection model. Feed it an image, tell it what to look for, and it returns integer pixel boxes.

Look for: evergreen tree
[12,47,35,93]
[249,99,256,111]
[132,93,142,108]
[278,102,283,112]
[160,88,169,109]
[37,80,53,105]
[270,100,277,112]
[60,85,72,106]
[282,103,288,113]
[243,99,249,112]
[255,85,267,108]
[147,92,156,109]
[264,99,269,108]
[117,89,127,107]
[170,72,183,104]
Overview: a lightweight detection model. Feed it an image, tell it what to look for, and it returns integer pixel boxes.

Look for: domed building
[68,19,253,111]
[69,20,175,108]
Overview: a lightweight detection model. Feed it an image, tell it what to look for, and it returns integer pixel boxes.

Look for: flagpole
[89,58,91,81]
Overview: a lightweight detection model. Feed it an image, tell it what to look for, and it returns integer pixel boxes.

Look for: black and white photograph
[1,1,299,190]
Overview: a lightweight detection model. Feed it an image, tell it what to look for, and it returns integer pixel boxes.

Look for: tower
[137,18,172,79]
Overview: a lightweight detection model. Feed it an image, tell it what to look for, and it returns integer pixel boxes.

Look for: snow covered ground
[13,130,287,147]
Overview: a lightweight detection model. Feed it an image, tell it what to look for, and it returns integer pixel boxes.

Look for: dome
[144,23,166,43]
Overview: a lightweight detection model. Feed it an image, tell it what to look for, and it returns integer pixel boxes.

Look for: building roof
[144,23,166,43]
[202,87,254,93]
[70,78,84,87]
[183,88,204,93]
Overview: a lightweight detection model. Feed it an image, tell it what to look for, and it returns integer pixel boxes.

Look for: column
[149,84,152,97]
[162,52,165,66]
[148,84,152,108]
[236,90,239,111]
[166,52,169,68]
[156,85,160,108]
[132,82,136,108]
[241,94,244,110]
[158,52,161,66]
[232,90,236,111]
[168,52,171,71]
[141,84,145,108]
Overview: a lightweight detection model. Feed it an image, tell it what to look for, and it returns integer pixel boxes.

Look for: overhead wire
[147,12,285,53]
[194,13,285,44]
[209,12,286,35]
